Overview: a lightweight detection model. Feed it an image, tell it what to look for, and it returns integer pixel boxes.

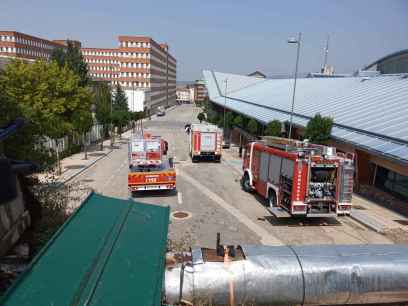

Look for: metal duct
[164,244,408,305]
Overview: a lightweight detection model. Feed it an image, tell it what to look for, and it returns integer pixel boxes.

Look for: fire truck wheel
[268,190,277,207]
[242,174,252,192]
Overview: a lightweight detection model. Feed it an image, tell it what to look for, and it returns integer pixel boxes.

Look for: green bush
[265,120,281,136]
[304,113,333,144]
[225,112,234,129]
[197,112,206,123]
[247,119,258,135]
[233,115,243,127]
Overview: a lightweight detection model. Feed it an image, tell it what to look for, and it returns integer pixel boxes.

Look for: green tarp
[1,192,170,306]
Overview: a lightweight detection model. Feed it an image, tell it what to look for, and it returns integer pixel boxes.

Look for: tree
[112,84,128,112]
[304,113,333,144]
[203,100,219,124]
[265,120,281,136]
[233,115,243,127]
[93,81,112,137]
[51,40,89,87]
[247,119,258,135]
[131,111,145,122]
[225,112,234,130]
[111,84,130,134]
[0,59,93,168]
[197,112,205,123]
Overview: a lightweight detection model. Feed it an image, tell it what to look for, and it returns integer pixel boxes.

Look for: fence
[41,124,105,154]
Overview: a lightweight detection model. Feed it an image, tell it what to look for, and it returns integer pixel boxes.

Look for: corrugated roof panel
[2,193,170,306]
[208,71,408,142]
[204,70,408,164]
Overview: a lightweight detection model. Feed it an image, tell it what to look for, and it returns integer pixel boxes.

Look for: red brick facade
[0,31,67,61]
[82,36,177,109]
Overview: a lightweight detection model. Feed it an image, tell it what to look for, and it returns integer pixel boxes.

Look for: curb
[349,209,385,233]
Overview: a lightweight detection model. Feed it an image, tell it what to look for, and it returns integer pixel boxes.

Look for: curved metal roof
[364,49,408,70]
[203,70,408,164]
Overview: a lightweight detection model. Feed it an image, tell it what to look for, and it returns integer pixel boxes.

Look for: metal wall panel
[259,152,269,182]
[281,159,294,179]
[269,155,282,184]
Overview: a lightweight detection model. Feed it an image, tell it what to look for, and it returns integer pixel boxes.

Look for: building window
[374,165,408,200]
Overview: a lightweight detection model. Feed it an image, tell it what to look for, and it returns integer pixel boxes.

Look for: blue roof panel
[203,70,408,164]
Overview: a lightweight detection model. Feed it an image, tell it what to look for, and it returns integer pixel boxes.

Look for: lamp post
[287,32,302,140]
[223,78,228,131]
[132,82,135,132]
[110,88,114,147]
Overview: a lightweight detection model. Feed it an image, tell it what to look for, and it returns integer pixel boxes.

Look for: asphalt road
[72,104,392,249]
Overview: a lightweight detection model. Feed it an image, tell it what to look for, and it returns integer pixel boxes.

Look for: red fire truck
[241,137,354,217]
[189,123,223,162]
[128,133,175,193]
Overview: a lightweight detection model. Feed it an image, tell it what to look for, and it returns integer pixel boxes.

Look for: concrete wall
[0,176,31,256]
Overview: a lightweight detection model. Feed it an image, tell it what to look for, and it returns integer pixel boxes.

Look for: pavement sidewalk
[38,130,131,186]
[221,146,408,233]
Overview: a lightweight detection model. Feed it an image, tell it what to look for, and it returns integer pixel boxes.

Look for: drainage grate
[394,220,408,226]
[171,211,192,220]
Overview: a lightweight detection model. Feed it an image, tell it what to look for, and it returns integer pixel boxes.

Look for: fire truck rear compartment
[307,166,337,214]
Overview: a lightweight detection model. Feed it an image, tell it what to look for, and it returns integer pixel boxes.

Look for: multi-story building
[176,86,191,104]
[81,48,120,83]
[0,31,67,61]
[81,36,176,112]
[194,79,207,104]
[0,31,177,112]
[187,84,195,103]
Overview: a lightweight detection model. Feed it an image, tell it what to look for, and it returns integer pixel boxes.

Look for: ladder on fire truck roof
[261,136,326,156]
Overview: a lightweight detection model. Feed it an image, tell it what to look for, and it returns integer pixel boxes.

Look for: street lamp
[223,78,228,131]
[132,82,135,132]
[110,87,114,147]
[287,32,302,140]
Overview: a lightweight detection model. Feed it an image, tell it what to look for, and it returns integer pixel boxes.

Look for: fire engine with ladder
[241,136,354,218]
[128,128,176,193]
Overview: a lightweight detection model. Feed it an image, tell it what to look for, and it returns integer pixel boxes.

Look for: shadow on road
[130,189,177,198]
[262,215,341,227]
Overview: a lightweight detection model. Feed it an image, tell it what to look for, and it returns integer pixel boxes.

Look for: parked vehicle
[128,133,175,193]
[189,123,222,162]
[157,106,166,116]
[241,136,354,217]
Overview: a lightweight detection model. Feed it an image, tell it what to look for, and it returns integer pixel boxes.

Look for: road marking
[177,191,183,205]
[177,168,283,246]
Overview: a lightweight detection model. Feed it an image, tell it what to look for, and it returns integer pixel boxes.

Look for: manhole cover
[171,211,192,220]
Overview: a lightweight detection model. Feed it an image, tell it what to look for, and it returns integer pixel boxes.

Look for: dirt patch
[384,228,408,244]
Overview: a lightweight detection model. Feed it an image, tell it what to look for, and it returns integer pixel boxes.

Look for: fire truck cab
[241,137,354,218]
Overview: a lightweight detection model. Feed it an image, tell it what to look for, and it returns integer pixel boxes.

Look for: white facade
[189,87,195,102]
[176,88,191,103]
[124,89,149,112]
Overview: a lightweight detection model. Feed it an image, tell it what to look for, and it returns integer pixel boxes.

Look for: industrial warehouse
[203,51,408,204]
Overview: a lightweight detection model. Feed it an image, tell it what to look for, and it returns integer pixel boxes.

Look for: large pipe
[164,244,408,305]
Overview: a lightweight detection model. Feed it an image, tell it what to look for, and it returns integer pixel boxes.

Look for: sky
[1,0,407,81]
